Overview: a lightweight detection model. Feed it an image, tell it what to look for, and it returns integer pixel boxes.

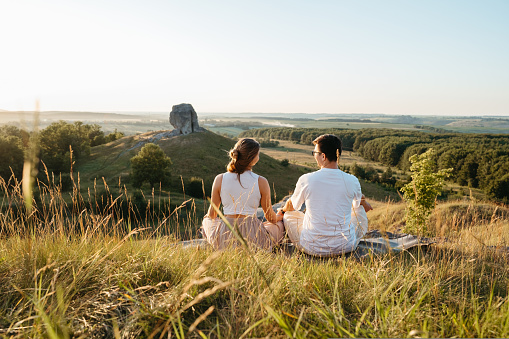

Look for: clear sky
[1,0,508,115]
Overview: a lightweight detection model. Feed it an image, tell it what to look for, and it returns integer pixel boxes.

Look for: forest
[0,122,124,185]
[240,127,509,202]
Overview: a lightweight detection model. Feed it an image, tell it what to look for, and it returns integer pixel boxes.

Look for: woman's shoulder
[257,174,268,184]
[214,173,225,182]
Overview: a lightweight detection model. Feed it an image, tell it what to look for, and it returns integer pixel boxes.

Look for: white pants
[283,205,368,256]
[201,216,284,250]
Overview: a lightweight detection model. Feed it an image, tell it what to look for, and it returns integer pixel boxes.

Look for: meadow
[0,173,508,338]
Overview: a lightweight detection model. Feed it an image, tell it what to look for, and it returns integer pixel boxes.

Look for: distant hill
[75,130,308,199]
[0,111,167,122]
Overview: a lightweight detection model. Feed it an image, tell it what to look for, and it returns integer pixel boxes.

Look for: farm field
[199,113,509,136]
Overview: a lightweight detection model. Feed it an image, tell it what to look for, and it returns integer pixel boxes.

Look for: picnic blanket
[180,197,435,257]
[179,230,435,259]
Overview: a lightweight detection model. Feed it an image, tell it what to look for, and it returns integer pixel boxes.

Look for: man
[277,134,373,256]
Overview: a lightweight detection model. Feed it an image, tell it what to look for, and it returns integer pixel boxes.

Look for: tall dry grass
[0,172,508,338]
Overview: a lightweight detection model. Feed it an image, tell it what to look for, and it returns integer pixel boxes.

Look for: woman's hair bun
[229,149,239,159]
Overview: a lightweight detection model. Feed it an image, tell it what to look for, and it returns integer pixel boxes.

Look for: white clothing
[289,168,365,256]
[220,171,261,216]
[284,207,368,256]
[202,170,284,250]
[202,216,284,250]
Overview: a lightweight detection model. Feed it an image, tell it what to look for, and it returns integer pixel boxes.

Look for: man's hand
[282,199,295,213]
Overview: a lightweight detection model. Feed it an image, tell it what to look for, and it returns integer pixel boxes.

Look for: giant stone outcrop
[169,103,201,135]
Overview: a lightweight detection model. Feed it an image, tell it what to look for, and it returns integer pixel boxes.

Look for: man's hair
[313,134,342,163]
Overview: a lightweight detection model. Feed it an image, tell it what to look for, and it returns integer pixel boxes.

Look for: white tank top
[220,171,261,216]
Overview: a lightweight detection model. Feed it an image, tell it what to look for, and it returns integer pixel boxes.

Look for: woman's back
[220,171,261,216]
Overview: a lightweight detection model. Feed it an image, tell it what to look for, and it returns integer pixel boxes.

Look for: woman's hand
[276,209,284,222]
[360,195,373,212]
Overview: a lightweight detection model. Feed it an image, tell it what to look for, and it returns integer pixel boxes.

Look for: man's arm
[278,198,295,215]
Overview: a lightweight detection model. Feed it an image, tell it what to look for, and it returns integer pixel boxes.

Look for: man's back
[291,168,362,255]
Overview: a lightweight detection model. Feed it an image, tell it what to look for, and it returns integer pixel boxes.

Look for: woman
[201,138,284,250]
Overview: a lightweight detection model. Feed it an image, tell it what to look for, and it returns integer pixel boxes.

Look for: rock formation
[169,103,202,135]
[120,103,202,156]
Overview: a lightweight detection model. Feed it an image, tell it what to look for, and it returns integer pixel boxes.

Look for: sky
[1,0,508,115]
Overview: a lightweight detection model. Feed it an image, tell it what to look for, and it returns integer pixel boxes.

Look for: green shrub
[186,177,206,199]
[401,149,452,235]
[260,139,280,148]
[130,143,172,188]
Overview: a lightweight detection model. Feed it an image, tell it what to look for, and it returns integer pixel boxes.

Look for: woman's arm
[205,174,223,219]
[360,194,373,212]
[258,176,283,224]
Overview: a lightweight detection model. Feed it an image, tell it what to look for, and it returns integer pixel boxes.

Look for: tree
[351,163,365,179]
[381,167,396,187]
[105,129,125,143]
[401,149,452,235]
[130,143,172,188]
[39,121,92,173]
[37,121,117,173]
[0,136,24,182]
[0,126,27,182]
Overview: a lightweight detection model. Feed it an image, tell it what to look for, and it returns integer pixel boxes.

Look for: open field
[1,177,508,338]
[199,113,509,136]
[260,140,383,168]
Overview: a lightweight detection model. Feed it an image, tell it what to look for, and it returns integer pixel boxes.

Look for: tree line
[239,127,509,202]
[0,121,124,183]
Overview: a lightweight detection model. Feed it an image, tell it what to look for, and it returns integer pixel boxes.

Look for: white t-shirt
[220,171,261,216]
[290,168,363,255]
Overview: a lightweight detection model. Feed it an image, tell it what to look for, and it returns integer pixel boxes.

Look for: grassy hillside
[75,130,308,201]
[368,199,509,235]
[1,184,508,337]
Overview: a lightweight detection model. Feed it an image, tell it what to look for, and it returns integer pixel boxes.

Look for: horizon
[2,0,508,115]
[2,109,509,119]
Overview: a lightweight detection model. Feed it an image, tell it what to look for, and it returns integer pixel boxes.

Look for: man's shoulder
[298,170,318,182]
[340,170,361,184]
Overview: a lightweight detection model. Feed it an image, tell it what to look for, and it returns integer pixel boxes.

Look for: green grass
[1,172,508,338]
[205,126,248,137]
